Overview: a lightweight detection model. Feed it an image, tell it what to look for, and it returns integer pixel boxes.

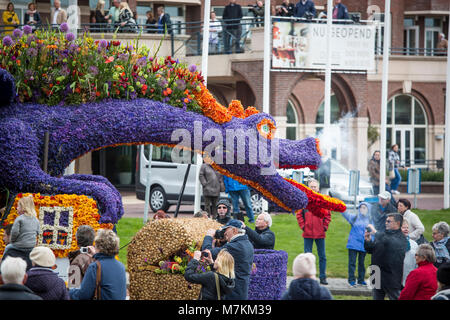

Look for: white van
[135,145,264,214]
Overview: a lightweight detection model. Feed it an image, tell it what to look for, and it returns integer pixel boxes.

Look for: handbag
[416,234,428,245]
[214,272,221,300]
[92,261,102,300]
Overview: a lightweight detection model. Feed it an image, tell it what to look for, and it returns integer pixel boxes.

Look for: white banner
[272,21,376,71]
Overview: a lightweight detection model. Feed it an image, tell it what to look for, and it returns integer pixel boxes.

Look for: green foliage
[398,169,444,182]
[0,28,203,112]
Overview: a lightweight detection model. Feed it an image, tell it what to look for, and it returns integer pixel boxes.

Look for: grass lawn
[116,210,450,278]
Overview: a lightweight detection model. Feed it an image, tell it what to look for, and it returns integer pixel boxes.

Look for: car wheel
[150,186,169,212]
[250,191,263,215]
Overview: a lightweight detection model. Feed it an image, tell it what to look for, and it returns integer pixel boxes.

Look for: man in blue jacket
[332,0,349,21]
[202,219,254,300]
[294,0,316,18]
[223,175,255,223]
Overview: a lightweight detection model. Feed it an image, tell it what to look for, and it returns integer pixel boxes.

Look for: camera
[214,228,226,240]
[80,247,89,254]
[365,226,372,233]
[202,251,209,258]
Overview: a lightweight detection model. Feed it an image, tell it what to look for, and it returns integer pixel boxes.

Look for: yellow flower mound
[0,193,113,258]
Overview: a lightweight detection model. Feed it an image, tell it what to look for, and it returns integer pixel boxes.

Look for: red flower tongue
[284,178,347,214]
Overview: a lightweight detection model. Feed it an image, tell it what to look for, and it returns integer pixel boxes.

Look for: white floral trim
[38,206,74,250]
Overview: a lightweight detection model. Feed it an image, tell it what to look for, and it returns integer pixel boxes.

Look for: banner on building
[272,21,376,71]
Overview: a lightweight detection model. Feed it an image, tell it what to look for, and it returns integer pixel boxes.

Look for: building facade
[2,0,447,185]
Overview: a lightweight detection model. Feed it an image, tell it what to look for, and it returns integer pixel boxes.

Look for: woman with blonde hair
[118,1,137,33]
[184,249,235,300]
[3,195,40,258]
[95,0,108,32]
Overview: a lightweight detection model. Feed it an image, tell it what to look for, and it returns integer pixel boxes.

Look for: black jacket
[0,284,42,300]
[245,226,275,249]
[364,229,408,290]
[223,3,243,29]
[202,234,254,300]
[24,12,41,26]
[281,278,332,300]
[184,259,235,300]
[216,215,232,225]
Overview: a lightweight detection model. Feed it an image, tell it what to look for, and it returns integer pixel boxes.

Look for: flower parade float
[0,25,346,296]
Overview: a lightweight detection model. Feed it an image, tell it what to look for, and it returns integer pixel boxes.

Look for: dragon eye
[257,119,276,139]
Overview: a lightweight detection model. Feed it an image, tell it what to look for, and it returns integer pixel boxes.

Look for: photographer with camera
[2,2,19,36]
[240,213,275,250]
[340,202,371,287]
[202,219,254,300]
[68,225,96,285]
[249,1,264,27]
[364,213,408,300]
[184,249,235,300]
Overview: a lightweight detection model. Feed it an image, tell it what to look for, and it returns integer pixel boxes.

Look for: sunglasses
[217,206,227,209]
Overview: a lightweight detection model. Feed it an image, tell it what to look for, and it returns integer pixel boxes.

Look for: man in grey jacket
[199,163,224,219]
[202,219,254,300]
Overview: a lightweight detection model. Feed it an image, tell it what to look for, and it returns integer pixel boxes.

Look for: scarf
[434,237,450,263]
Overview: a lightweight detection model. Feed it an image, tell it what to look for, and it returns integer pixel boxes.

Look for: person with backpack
[68,225,96,287]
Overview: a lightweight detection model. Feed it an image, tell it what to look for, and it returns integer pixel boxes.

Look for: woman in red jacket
[399,244,438,300]
[296,179,331,285]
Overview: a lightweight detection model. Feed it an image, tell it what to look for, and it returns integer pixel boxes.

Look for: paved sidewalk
[286,276,372,297]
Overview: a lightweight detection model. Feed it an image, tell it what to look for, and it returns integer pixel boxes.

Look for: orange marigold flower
[244,106,260,118]
[228,100,245,119]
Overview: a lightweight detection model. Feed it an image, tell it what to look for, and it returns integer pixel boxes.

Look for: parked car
[324,159,374,207]
[135,145,231,212]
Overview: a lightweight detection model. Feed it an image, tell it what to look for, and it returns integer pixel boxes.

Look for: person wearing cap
[0,256,42,300]
[240,213,275,250]
[369,191,397,233]
[431,262,450,300]
[364,213,408,300]
[25,246,69,300]
[215,199,232,225]
[281,253,333,300]
[202,219,254,300]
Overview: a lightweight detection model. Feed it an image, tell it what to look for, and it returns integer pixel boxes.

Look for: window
[315,94,341,126]
[386,95,427,166]
[286,100,298,140]
[404,17,418,55]
[424,18,442,56]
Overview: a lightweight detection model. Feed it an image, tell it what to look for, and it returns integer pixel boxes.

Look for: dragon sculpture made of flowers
[0,25,346,230]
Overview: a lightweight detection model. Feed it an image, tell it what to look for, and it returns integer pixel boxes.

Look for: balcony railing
[1,19,447,58]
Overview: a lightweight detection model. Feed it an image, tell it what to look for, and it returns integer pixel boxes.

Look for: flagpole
[379,0,391,194]
[194,0,212,214]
